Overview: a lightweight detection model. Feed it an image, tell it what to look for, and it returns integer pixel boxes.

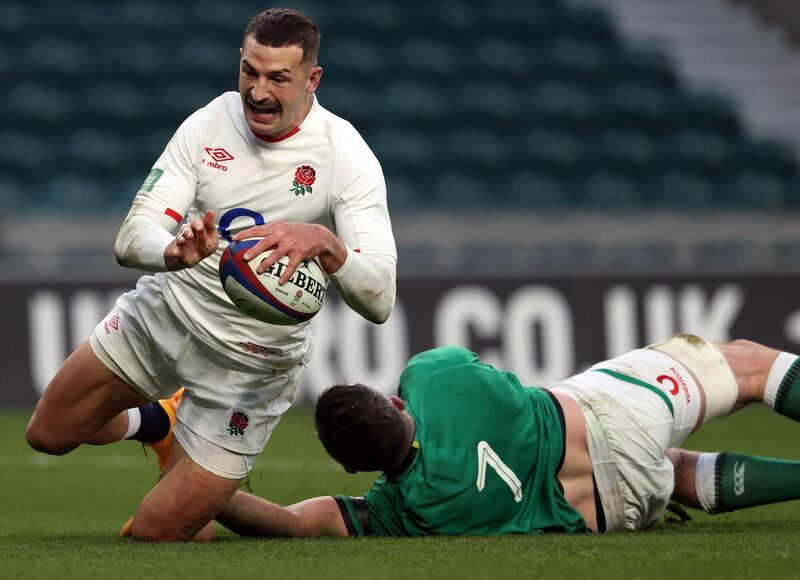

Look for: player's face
[239,36,322,138]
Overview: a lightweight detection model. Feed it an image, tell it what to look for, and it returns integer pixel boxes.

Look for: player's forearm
[216,492,347,538]
[115,213,173,272]
[330,248,397,324]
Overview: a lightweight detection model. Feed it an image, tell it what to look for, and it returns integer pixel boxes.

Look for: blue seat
[575,170,644,209]
[79,83,152,124]
[516,128,584,170]
[382,79,451,122]
[431,169,495,210]
[471,36,538,79]
[525,79,599,128]
[505,170,573,210]
[454,81,522,125]
[323,37,389,79]
[444,128,509,169]
[645,169,717,209]
[37,173,108,211]
[0,128,54,177]
[370,127,441,169]
[659,129,732,172]
[585,128,656,174]
[599,81,673,131]
[722,169,790,210]
[21,36,90,77]
[394,37,463,79]
[670,92,741,135]
[0,172,27,211]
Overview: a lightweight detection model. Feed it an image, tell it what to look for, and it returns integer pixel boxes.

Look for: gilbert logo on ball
[219,239,327,326]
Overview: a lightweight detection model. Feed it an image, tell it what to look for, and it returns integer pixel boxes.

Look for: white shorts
[549,334,737,531]
[90,276,304,478]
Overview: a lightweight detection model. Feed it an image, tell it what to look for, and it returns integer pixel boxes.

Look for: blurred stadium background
[2,0,800,405]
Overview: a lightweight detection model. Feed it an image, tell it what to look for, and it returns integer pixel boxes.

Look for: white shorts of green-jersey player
[161,334,800,538]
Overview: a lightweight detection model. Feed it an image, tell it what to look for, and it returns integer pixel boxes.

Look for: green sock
[697,452,800,513]
[765,352,800,421]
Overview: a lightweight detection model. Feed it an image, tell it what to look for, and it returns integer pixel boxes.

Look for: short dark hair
[315,384,408,473]
[243,8,320,65]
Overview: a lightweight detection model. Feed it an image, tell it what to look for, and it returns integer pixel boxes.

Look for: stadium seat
[576,170,644,209]
[370,127,442,169]
[584,128,656,176]
[658,129,732,174]
[394,37,463,80]
[646,169,717,209]
[525,79,599,129]
[36,173,109,211]
[453,81,523,126]
[516,127,584,171]
[382,79,451,122]
[0,173,27,211]
[323,37,389,79]
[506,170,574,210]
[431,170,497,210]
[471,36,537,79]
[722,169,790,210]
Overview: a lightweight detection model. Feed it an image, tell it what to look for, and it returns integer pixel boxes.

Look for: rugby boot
[120,516,134,538]
[146,387,185,470]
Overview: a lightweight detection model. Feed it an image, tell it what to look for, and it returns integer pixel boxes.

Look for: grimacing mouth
[247,92,280,117]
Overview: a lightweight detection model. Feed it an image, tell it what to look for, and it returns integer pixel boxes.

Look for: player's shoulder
[315,100,381,167]
[400,347,481,389]
[407,346,480,369]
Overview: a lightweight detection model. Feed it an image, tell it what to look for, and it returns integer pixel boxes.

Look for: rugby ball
[219,239,328,325]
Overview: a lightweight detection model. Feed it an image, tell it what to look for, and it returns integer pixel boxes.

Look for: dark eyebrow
[241,58,292,75]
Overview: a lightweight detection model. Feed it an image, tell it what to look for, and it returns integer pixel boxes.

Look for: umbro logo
[204,147,234,162]
[103,314,119,335]
[202,147,234,172]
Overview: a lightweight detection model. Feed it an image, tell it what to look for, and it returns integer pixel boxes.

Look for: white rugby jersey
[117,92,397,368]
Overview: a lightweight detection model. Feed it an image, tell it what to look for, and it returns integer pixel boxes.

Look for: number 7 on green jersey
[476,441,523,502]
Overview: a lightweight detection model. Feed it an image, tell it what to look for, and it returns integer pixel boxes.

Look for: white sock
[695,452,720,513]
[123,408,142,439]
[764,352,798,408]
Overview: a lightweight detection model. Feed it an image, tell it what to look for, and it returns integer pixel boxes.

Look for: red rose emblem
[231,411,249,430]
[294,165,316,186]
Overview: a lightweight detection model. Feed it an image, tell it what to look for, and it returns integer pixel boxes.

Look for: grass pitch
[1,405,799,579]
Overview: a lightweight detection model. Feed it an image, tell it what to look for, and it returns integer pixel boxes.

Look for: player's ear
[307,66,322,93]
[388,395,405,411]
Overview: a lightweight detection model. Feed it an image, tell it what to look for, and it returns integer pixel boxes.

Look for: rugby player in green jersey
[138,334,800,538]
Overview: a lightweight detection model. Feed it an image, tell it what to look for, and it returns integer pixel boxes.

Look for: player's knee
[130,518,193,543]
[666,448,683,468]
[25,422,75,456]
[727,338,761,351]
[667,448,699,477]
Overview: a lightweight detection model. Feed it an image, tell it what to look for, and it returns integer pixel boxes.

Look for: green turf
[2,405,799,579]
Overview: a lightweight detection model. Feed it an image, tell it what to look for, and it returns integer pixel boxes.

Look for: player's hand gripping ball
[219,239,328,325]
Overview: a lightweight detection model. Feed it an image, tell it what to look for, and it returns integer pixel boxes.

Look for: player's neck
[385,413,417,479]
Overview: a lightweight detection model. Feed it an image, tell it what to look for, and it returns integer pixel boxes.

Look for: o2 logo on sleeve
[217,208,265,242]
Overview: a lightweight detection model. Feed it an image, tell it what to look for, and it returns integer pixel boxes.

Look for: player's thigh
[131,439,242,542]
[26,339,150,454]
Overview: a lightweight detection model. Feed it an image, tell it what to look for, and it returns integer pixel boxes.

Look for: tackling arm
[216,491,349,538]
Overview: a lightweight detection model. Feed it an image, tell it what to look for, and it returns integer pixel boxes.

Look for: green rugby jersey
[338,346,587,536]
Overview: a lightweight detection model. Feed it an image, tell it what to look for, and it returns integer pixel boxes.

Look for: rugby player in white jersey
[25,8,397,542]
